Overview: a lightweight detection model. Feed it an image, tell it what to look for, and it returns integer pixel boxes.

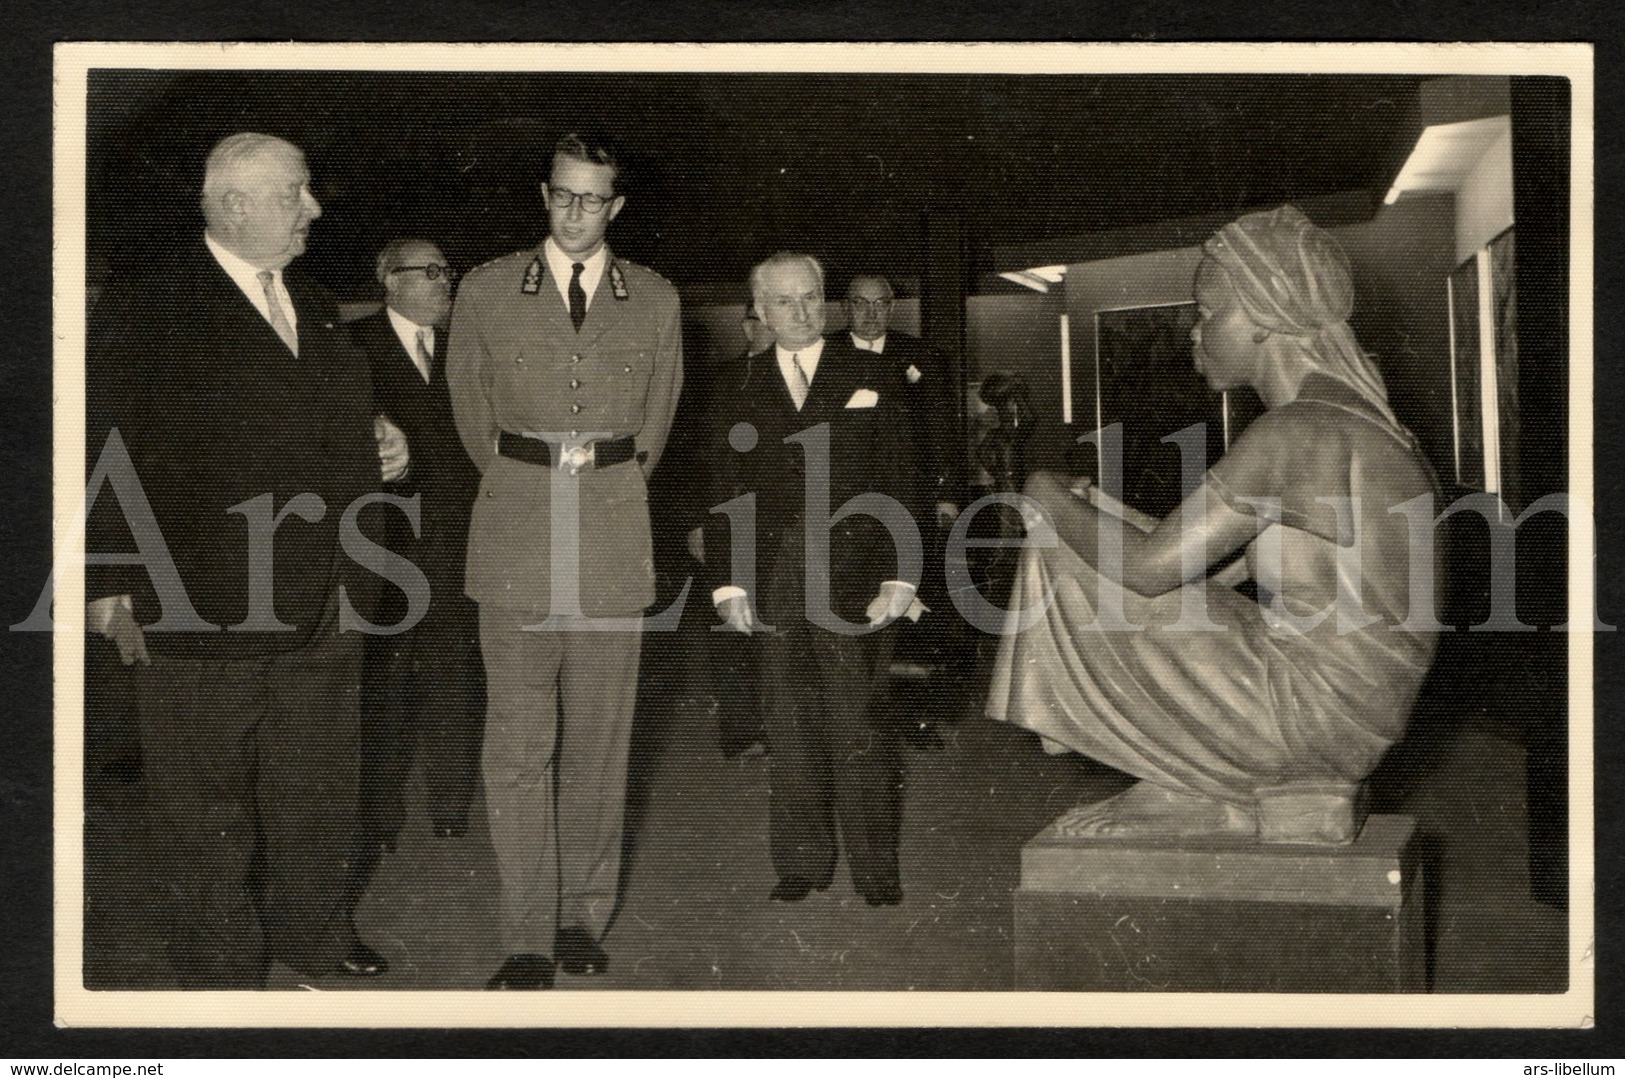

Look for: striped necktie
[790,353,811,410]
[257,270,298,355]
[415,327,434,382]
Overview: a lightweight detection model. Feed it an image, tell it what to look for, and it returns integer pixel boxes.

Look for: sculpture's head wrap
[1203,204,1396,424]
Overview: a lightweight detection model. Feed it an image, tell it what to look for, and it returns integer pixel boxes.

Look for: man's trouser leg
[761,617,838,887]
[479,604,563,955]
[556,622,641,938]
[813,625,902,894]
[136,597,360,987]
[416,591,484,827]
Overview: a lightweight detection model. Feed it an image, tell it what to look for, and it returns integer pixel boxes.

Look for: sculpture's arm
[1023,470,1266,598]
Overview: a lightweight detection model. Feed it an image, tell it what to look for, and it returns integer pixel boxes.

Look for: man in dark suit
[845,274,962,748]
[706,252,920,907]
[448,133,683,990]
[673,310,774,759]
[84,132,400,988]
[349,238,483,851]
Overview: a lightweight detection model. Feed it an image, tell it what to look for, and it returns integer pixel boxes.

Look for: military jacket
[447,244,683,616]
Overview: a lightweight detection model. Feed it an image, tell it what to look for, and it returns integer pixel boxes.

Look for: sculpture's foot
[1256,782,1367,845]
[1054,782,1257,840]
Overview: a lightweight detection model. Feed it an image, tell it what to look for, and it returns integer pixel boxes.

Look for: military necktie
[257,270,298,355]
[568,262,587,332]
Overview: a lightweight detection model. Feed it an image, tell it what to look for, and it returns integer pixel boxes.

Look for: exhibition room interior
[78,66,1574,994]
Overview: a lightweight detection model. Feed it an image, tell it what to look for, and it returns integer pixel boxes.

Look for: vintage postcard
[48,41,1594,1028]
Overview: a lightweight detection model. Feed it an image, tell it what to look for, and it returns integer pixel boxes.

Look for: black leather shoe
[769,876,829,902]
[336,942,389,977]
[485,953,555,990]
[554,926,609,976]
[432,818,468,839]
[860,882,904,907]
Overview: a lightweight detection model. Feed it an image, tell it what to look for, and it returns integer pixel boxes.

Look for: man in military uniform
[447,133,682,991]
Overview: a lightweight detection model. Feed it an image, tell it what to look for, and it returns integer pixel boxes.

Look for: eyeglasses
[390,264,456,282]
[547,186,616,214]
[847,298,894,312]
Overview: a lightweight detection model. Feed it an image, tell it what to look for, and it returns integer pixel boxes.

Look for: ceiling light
[1385,114,1509,205]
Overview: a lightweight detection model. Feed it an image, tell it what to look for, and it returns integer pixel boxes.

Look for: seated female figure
[986,205,1441,845]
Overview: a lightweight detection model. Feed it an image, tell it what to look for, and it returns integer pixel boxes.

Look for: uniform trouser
[358,589,483,837]
[760,613,902,895]
[478,605,641,954]
[133,593,361,989]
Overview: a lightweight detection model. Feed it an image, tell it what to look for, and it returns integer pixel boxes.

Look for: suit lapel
[371,312,428,385]
[802,339,857,424]
[195,247,296,361]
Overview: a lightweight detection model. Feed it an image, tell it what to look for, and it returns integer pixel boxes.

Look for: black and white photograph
[46,42,1592,1029]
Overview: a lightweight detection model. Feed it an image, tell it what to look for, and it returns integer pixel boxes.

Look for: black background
[4,0,1621,1059]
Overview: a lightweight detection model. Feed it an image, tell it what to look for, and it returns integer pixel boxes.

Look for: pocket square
[845,388,880,409]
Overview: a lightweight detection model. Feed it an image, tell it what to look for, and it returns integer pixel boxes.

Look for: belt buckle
[560,443,594,474]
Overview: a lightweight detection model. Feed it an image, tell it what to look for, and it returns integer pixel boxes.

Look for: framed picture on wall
[1447,226,1519,511]
[1489,227,1520,512]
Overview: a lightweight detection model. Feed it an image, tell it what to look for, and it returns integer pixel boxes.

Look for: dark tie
[568,262,587,332]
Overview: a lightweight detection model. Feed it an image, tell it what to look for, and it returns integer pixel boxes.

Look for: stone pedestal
[1013,814,1425,992]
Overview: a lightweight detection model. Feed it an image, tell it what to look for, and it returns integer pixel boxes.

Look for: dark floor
[82,625,1569,994]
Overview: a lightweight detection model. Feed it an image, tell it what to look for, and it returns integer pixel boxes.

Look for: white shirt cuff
[712,585,747,607]
[86,594,132,635]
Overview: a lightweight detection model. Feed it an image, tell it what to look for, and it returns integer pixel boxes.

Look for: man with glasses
[448,133,682,990]
[347,238,483,872]
[845,275,960,749]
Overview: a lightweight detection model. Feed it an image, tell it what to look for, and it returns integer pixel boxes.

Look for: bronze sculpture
[987,205,1442,845]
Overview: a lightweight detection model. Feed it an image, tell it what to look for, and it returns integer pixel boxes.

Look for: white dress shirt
[543,238,608,316]
[205,231,298,337]
[387,306,436,382]
[850,332,886,354]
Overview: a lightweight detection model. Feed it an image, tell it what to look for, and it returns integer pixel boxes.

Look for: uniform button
[623,365,632,373]
[570,429,579,437]
[570,379,580,390]
[570,467,580,476]
[571,353,582,364]
[515,355,524,364]
[571,403,581,413]
[485,489,494,497]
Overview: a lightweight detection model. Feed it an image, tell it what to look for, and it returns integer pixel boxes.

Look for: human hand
[717,595,754,635]
[376,416,410,482]
[686,526,706,564]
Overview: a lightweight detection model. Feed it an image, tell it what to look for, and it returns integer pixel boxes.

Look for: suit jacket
[861,331,959,516]
[85,241,382,658]
[704,336,916,626]
[349,309,479,599]
[446,244,683,616]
